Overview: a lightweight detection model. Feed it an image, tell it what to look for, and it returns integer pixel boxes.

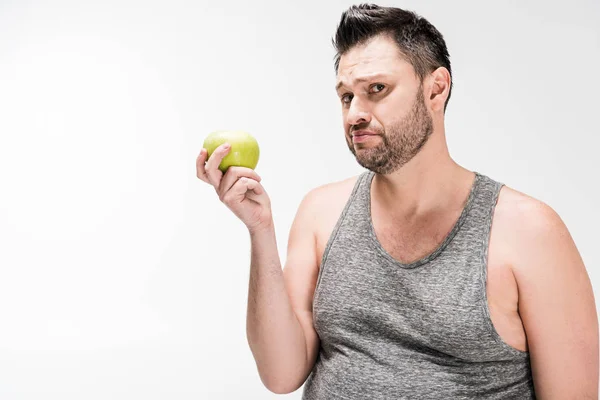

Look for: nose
[345,97,372,127]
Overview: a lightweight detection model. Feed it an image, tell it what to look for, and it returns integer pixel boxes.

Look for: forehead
[336,34,414,89]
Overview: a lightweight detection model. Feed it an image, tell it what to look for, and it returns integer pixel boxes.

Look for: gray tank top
[301,170,535,399]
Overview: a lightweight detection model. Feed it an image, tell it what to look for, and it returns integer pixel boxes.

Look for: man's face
[335,34,434,175]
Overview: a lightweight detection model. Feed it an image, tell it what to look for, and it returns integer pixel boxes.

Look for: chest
[372,219,455,265]
[314,204,527,354]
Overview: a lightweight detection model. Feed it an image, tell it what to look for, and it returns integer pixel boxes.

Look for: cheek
[385,91,413,114]
[385,104,403,120]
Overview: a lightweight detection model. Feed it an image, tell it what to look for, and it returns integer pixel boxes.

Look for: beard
[346,87,434,175]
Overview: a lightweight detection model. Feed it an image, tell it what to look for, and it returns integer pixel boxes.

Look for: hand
[196,143,273,233]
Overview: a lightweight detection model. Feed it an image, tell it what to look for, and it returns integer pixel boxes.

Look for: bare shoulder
[307,175,359,202]
[302,174,360,213]
[493,184,576,274]
[300,174,361,265]
[495,185,560,226]
[496,185,567,238]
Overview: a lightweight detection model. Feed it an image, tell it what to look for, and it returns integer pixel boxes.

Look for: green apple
[203,130,260,173]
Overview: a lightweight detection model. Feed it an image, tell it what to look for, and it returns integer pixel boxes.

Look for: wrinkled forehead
[336,38,415,90]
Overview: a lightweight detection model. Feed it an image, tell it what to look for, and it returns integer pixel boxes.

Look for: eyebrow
[335,73,389,92]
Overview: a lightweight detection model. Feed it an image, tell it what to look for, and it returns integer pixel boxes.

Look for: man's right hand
[196,142,273,233]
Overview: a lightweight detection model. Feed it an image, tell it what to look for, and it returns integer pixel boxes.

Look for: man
[196,4,598,399]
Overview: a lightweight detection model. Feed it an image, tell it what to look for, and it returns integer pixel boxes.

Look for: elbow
[266,385,296,395]
[260,373,305,395]
[265,383,301,395]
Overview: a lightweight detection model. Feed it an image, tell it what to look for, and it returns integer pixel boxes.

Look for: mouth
[352,130,377,137]
[352,133,377,143]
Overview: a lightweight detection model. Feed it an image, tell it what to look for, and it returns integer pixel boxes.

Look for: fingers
[244,178,269,206]
[197,145,264,206]
[221,176,250,206]
[221,177,269,208]
[196,148,209,183]
[218,166,262,198]
[204,143,231,187]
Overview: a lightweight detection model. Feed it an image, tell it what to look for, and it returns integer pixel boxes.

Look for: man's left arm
[512,200,599,399]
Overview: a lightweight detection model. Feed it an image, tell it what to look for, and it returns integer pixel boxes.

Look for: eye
[340,84,384,105]
[370,83,385,93]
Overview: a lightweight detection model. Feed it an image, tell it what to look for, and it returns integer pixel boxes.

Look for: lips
[352,132,378,143]
[352,130,377,137]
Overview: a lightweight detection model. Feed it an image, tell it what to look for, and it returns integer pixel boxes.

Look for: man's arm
[246,189,321,394]
[510,198,598,399]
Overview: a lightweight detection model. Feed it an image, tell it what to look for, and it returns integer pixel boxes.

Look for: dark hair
[332,3,453,110]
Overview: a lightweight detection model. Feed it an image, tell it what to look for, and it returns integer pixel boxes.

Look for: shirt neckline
[365,170,482,269]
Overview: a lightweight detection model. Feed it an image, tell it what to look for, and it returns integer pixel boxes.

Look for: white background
[0,0,598,398]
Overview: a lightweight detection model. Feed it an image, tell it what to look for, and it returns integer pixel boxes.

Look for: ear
[426,67,451,112]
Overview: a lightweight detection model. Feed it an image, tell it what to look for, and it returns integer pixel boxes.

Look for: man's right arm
[246,189,321,394]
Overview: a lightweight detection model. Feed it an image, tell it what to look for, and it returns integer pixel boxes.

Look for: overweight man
[197,4,598,399]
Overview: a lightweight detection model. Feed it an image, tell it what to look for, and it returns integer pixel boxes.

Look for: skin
[197,33,599,397]
[342,75,434,175]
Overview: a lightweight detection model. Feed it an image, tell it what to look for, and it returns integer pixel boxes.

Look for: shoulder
[495,184,562,230]
[298,173,362,217]
[292,173,363,255]
[493,184,577,276]
[496,184,567,242]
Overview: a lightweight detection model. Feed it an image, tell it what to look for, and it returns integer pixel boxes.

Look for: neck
[371,130,474,220]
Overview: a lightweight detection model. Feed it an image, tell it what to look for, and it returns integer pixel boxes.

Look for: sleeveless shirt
[301,170,535,399]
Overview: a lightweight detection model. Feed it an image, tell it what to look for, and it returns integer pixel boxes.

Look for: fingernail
[223,143,230,149]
